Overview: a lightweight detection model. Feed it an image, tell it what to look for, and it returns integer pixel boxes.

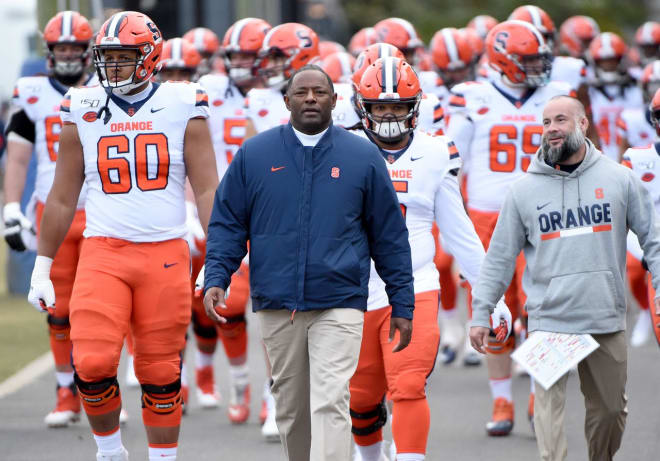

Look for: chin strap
[96,92,112,125]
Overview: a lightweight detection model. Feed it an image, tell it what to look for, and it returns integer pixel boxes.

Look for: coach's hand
[469,326,489,354]
[390,317,412,352]
[203,287,228,324]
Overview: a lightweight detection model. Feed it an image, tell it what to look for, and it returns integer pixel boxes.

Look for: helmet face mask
[360,99,420,143]
[93,45,147,95]
[50,43,88,83]
[256,49,291,89]
[225,51,257,84]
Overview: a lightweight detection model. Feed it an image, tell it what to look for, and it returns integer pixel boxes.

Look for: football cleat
[195,366,220,408]
[486,397,514,436]
[228,383,251,424]
[261,384,279,442]
[44,384,81,428]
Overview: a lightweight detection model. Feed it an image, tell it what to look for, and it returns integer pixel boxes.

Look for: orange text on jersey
[502,114,537,122]
[389,169,413,179]
[110,121,154,133]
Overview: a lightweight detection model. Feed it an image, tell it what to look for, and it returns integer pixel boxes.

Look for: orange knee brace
[47,314,73,367]
[141,380,183,428]
[74,374,121,416]
[351,399,387,446]
[217,314,247,359]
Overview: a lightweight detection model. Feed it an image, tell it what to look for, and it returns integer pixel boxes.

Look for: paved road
[1,305,659,460]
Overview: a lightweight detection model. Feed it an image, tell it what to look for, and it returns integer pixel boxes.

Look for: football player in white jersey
[447,20,573,436]
[3,11,96,428]
[349,56,509,461]
[26,12,218,461]
[246,23,320,136]
[587,32,645,161]
[623,88,660,348]
[193,17,271,423]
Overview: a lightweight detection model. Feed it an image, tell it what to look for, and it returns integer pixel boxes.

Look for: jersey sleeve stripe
[449,94,466,107]
[447,140,460,159]
[433,103,444,123]
[60,95,71,112]
[621,159,632,169]
[12,86,19,99]
[195,89,209,107]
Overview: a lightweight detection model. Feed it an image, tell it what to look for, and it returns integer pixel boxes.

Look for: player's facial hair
[541,121,585,164]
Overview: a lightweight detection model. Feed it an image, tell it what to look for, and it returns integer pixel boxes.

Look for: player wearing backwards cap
[26,11,218,461]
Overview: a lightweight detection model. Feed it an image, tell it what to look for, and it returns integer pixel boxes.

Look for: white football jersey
[418,71,451,111]
[60,81,209,242]
[447,79,572,212]
[198,74,248,179]
[351,130,485,311]
[245,87,289,133]
[11,75,95,208]
[331,82,361,128]
[417,92,445,135]
[550,56,587,91]
[617,108,655,148]
[622,143,660,211]
[589,83,644,161]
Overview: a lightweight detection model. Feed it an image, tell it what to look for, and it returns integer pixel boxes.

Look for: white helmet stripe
[601,32,614,58]
[391,18,419,44]
[442,29,460,65]
[338,53,352,77]
[262,27,277,50]
[107,13,125,39]
[525,6,543,30]
[382,56,396,94]
[231,18,251,49]
[172,38,182,62]
[194,28,205,50]
[379,43,391,58]
[61,11,73,39]
[642,22,654,44]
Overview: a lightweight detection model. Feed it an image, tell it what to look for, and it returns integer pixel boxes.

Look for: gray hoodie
[472,139,660,334]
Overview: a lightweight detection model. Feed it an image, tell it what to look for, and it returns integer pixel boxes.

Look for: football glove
[490,298,512,343]
[3,202,36,252]
[184,201,205,257]
[194,265,205,297]
[27,256,55,313]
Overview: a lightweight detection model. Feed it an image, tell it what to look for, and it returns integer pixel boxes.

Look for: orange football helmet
[256,23,319,89]
[466,15,498,40]
[357,56,421,143]
[320,52,355,84]
[486,20,552,87]
[93,11,163,95]
[640,60,660,103]
[587,32,628,85]
[348,27,379,57]
[319,41,346,59]
[430,28,474,87]
[43,11,93,81]
[559,15,600,59]
[650,88,660,136]
[373,18,423,63]
[635,21,660,66]
[221,18,271,84]
[508,5,556,50]
[461,27,485,61]
[160,38,201,81]
[183,27,220,58]
[352,43,405,88]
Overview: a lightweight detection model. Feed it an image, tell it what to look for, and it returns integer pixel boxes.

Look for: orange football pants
[350,290,440,454]
[468,208,526,321]
[191,238,250,358]
[627,252,649,310]
[431,223,457,311]
[36,201,85,367]
[70,237,191,392]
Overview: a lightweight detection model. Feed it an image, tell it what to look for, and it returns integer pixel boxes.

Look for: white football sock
[356,441,383,461]
[195,349,214,368]
[55,371,74,388]
[94,427,123,454]
[489,377,512,402]
[397,454,425,461]
[148,445,177,460]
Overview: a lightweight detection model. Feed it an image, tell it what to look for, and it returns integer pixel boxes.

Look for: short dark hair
[285,65,334,95]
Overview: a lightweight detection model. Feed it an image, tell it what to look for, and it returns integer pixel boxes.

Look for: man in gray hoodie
[469,95,660,461]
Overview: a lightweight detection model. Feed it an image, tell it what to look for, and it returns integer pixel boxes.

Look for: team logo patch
[478,107,489,115]
[213,99,223,107]
[127,107,136,117]
[82,111,98,122]
[258,109,268,117]
[27,96,39,104]
[331,167,340,178]
[642,172,655,182]
[641,132,649,139]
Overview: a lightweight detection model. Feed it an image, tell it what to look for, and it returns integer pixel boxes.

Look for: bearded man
[469,95,660,461]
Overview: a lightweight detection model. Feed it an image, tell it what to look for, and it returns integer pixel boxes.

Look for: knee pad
[47,314,70,341]
[141,380,183,427]
[350,400,388,437]
[486,332,515,354]
[74,374,121,416]
[217,314,246,338]
[392,371,428,401]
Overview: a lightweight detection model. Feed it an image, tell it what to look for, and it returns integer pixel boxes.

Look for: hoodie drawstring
[561,176,565,221]
[577,173,582,208]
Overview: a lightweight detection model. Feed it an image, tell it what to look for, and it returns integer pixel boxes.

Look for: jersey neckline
[109,83,161,117]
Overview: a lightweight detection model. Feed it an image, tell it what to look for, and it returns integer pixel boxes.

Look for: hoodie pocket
[540,270,622,329]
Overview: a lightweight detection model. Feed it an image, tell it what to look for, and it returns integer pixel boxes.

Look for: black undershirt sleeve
[5,109,35,144]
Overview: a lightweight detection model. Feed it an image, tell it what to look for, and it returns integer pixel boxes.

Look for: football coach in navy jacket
[203,65,414,461]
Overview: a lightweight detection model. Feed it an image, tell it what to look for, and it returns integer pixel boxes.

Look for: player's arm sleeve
[471,190,527,328]
[627,171,660,295]
[204,146,249,293]
[434,172,485,286]
[59,92,74,124]
[191,86,210,119]
[5,109,35,144]
[446,90,474,165]
[363,151,415,319]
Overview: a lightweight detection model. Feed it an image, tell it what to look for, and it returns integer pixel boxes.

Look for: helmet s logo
[146,21,161,43]
[296,30,312,48]
[494,31,509,51]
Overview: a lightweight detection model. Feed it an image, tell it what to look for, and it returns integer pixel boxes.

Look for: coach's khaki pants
[534,331,627,461]
[258,308,364,461]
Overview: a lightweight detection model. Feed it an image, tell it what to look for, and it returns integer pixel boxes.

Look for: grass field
[0,295,49,382]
